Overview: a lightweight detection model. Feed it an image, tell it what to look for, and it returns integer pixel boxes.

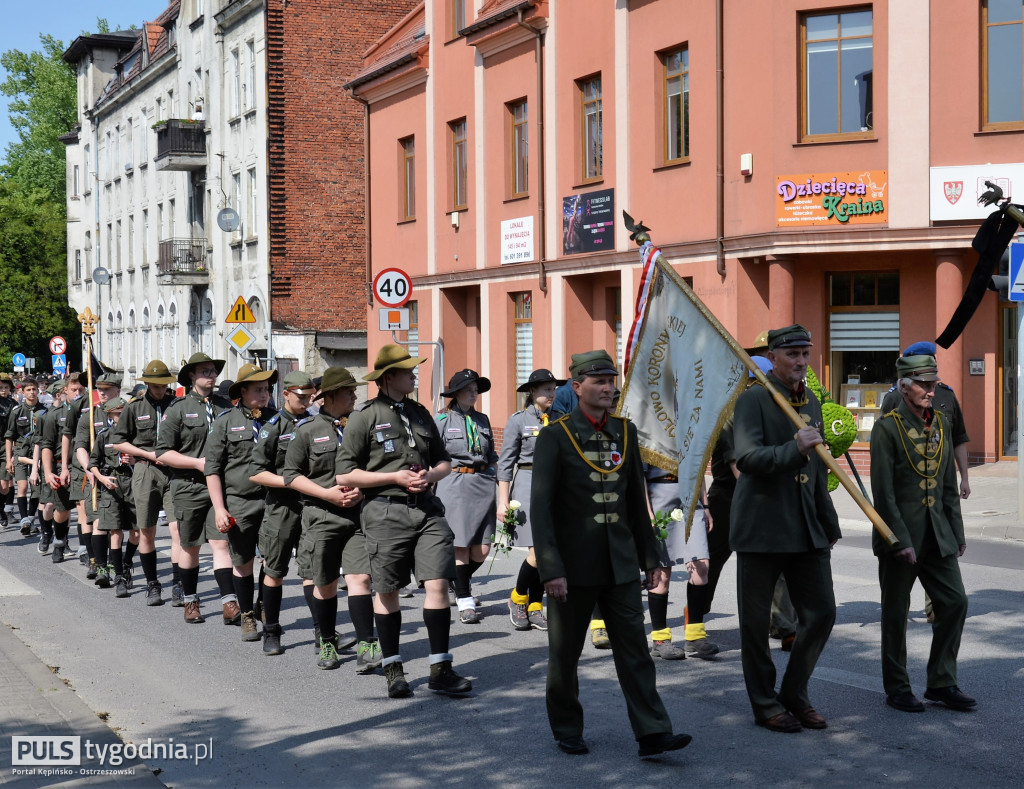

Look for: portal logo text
[12,736,81,766]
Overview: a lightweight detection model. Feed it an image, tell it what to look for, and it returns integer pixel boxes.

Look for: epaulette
[511,409,526,417]
[293,416,315,429]
[358,400,375,411]
[880,409,899,420]
[267,413,282,426]
[886,384,897,393]
[937,382,954,393]
[549,413,570,425]
[437,412,448,421]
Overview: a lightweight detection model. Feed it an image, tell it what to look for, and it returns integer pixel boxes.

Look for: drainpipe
[715,0,725,277]
[515,9,547,294]
[352,93,373,306]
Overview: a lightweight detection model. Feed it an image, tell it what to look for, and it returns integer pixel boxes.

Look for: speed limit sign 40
[373,268,413,307]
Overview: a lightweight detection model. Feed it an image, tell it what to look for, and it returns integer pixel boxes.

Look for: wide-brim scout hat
[139,359,177,385]
[516,368,567,392]
[319,367,367,397]
[282,371,316,394]
[896,354,940,382]
[364,344,426,381]
[102,396,128,413]
[177,353,226,386]
[228,363,278,400]
[441,369,491,397]
[767,324,813,351]
[569,350,618,378]
[745,329,770,356]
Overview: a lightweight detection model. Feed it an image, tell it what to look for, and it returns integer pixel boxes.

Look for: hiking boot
[591,627,611,649]
[317,636,340,670]
[241,611,261,642]
[146,581,163,606]
[114,575,130,598]
[528,609,548,631]
[51,541,66,564]
[38,533,52,554]
[356,640,383,673]
[263,623,284,656]
[385,661,412,698]
[508,599,530,631]
[222,600,241,625]
[651,640,687,660]
[171,582,185,607]
[94,565,111,588]
[684,637,720,659]
[86,559,98,580]
[184,600,204,624]
[428,660,472,695]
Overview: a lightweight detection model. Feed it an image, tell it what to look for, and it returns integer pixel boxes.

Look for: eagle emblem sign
[943,181,963,205]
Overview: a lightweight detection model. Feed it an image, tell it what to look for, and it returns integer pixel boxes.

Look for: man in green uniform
[71,371,121,577]
[6,378,46,535]
[532,350,691,759]
[88,397,136,595]
[283,367,377,669]
[206,363,278,642]
[112,360,180,606]
[870,354,975,713]
[0,374,16,530]
[155,353,232,624]
[37,379,80,558]
[250,370,321,656]
[336,344,471,699]
[731,325,841,733]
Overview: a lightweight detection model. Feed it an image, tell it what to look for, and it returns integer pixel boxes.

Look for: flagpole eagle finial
[622,210,651,245]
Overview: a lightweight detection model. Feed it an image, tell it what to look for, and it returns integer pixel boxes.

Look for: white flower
[508,500,522,511]
[670,508,684,522]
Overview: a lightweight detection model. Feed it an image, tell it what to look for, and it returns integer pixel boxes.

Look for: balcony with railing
[154,119,206,171]
[157,238,209,285]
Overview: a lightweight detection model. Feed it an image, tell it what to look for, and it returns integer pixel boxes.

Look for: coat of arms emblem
[943,181,963,205]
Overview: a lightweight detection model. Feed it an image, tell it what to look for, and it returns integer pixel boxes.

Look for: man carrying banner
[731,325,841,733]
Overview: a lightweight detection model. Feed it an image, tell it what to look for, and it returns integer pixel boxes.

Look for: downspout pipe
[715,0,725,277]
[515,9,547,294]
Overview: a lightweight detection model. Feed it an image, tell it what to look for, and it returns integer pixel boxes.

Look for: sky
[0,0,168,158]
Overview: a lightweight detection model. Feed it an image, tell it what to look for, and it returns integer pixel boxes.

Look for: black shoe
[385,661,412,698]
[263,624,284,656]
[86,559,98,580]
[146,581,164,606]
[317,635,340,670]
[20,518,33,536]
[637,731,692,759]
[428,660,472,695]
[886,691,925,713]
[556,735,589,755]
[38,534,52,554]
[171,583,185,607]
[51,542,66,564]
[924,686,977,710]
[114,575,130,598]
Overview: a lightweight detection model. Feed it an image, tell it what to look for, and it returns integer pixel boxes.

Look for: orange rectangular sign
[776,170,888,227]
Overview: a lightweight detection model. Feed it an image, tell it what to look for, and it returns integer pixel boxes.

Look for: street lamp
[92,266,110,362]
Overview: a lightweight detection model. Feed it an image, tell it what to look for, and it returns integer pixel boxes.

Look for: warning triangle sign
[225,297,256,324]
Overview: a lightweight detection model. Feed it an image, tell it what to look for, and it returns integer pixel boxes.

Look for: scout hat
[569,350,618,378]
[78,371,123,388]
[139,359,177,385]
[745,329,770,356]
[0,373,13,385]
[516,368,566,392]
[178,353,226,386]
[228,363,279,400]
[364,344,426,381]
[767,324,813,351]
[896,354,939,382]
[441,369,491,397]
[318,367,366,397]
[282,371,316,394]
[47,380,66,395]
[902,341,937,357]
[102,396,128,413]
[217,380,235,399]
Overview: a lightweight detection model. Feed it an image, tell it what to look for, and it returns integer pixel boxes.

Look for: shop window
[983,0,1024,129]
[800,7,873,141]
[829,270,899,442]
[513,292,533,410]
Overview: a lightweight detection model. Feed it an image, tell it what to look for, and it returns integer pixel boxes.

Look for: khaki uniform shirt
[204,405,275,498]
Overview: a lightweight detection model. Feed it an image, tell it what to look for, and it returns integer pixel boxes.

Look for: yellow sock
[527,602,543,612]
[510,588,529,606]
[685,622,707,641]
[590,619,606,631]
[651,627,673,642]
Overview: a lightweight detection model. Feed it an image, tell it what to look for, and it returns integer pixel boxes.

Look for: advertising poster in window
[776,171,887,227]
[562,188,614,255]
[500,216,534,264]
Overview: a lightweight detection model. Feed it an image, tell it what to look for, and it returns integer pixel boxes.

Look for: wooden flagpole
[78,307,100,512]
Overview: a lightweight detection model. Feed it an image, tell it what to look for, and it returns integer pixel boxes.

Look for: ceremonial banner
[617,243,747,535]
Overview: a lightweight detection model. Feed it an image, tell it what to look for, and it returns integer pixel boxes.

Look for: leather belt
[373,493,424,508]
[453,466,478,474]
[650,475,678,483]
[517,463,533,469]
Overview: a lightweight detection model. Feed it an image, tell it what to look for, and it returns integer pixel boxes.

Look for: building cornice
[215,0,262,32]
[89,51,177,119]
[355,66,428,104]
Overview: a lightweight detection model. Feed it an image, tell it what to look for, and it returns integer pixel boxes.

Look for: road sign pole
[1018,303,1023,522]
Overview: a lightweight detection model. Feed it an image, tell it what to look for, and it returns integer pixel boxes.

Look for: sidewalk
[0,568,165,787]
[830,459,1024,542]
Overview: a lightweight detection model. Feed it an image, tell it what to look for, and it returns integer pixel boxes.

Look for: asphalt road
[1,522,1021,788]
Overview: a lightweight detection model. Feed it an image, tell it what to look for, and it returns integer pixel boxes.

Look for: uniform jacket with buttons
[204,405,276,498]
[112,392,179,452]
[155,390,232,484]
[250,408,307,508]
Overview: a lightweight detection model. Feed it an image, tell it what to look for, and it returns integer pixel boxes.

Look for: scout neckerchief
[245,407,264,443]
[333,416,347,445]
[557,411,627,475]
[394,400,416,448]
[452,404,481,454]
[202,394,215,433]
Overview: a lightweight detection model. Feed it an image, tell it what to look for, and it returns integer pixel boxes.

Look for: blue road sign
[52,354,67,372]
[1010,241,1024,302]
[12,353,26,367]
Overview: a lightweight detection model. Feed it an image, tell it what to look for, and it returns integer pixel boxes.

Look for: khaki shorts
[258,500,304,580]
[297,504,369,587]
[38,476,72,513]
[206,494,263,567]
[172,479,213,548]
[69,466,88,502]
[96,489,136,532]
[361,495,455,594]
[132,461,175,529]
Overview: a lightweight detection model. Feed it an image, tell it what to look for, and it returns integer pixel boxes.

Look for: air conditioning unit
[125,162,133,172]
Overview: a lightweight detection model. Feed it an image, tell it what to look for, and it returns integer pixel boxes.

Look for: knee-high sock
[139,550,158,584]
[91,532,109,566]
[263,584,283,627]
[454,563,473,599]
[347,594,375,643]
[315,594,339,642]
[110,545,124,577]
[422,607,451,655]
[648,591,670,632]
[181,565,200,597]
[685,583,711,641]
[375,610,402,659]
[123,539,137,565]
[232,572,255,613]
[214,567,235,600]
[303,585,319,627]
